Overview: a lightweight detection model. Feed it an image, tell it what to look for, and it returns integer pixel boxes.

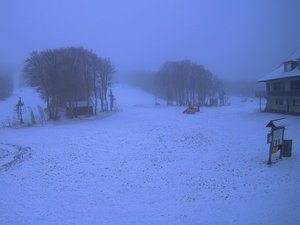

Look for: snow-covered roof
[257,64,300,82]
[76,101,94,107]
[266,118,287,128]
[285,47,300,61]
[258,47,300,82]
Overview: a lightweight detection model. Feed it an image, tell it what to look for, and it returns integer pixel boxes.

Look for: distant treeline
[223,80,264,97]
[125,60,223,106]
[157,60,223,105]
[23,47,114,120]
[0,71,13,100]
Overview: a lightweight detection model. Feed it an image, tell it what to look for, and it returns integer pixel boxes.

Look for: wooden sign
[266,118,286,165]
[272,127,284,147]
[272,146,280,154]
[267,133,272,144]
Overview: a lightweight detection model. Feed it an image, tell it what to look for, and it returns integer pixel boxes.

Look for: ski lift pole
[16,97,24,124]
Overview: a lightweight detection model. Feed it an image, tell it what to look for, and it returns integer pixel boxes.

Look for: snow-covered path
[0,85,300,225]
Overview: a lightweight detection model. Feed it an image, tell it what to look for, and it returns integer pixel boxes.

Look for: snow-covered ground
[0,84,299,225]
[0,87,45,127]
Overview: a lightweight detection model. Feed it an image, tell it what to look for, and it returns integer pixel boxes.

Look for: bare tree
[98,58,115,112]
[23,47,115,120]
[156,60,222,106]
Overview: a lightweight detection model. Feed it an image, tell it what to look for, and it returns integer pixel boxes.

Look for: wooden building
[66,101,93,117]
[258,48,300,114]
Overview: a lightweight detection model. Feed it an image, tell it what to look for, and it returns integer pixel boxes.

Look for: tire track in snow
[0,143,32,172]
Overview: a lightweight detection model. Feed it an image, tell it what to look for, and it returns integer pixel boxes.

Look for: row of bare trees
[156,60,223,105]
[23,47,114,120]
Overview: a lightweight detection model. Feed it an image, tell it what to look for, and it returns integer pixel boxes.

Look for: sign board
[266,118,287,165]
[267,133,272,144]
[272,128,284,147]
[272,146,280,154]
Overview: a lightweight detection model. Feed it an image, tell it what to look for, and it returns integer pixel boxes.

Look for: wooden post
[279,127,285,159]
[20,107,23,124]
[259,96,262,112]
[109,89,114,111]
[268,129,273,165]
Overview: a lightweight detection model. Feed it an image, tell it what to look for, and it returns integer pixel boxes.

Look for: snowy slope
[0,87,45,126]
[0,84,300,225]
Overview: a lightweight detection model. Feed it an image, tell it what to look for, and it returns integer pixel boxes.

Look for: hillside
[0,84,299,225]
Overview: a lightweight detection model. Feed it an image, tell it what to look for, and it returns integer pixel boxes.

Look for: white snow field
[0,84,300,225]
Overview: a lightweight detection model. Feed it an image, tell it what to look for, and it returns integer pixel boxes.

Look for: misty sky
[1,0,300,80]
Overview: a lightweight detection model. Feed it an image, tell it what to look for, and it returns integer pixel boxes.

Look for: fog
[1,0,300,80]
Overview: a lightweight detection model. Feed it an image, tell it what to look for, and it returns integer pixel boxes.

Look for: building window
[275,99,284,105]
[285,61,298,72]
[293,100,300,106]
[291,80,300,90]
[266,83,270,92]
[272,82,284,91]
[285,62,292,72]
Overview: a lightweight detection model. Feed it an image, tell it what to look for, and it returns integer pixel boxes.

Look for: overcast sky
[1,0,300,80]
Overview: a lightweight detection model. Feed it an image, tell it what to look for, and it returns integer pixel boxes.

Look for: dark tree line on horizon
[0,71,13,100]
[23,47,115,120]
[156,60,223,106]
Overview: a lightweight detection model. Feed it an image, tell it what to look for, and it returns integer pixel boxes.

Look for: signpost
[266,118,286,165]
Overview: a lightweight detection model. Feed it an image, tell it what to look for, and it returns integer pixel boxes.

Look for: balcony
[267,90,300,96]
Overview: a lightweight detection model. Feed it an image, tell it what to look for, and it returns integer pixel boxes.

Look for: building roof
[285,47,300,61]
[266,118,287,128]
[257,64,300,82]
[258,47,300,82]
